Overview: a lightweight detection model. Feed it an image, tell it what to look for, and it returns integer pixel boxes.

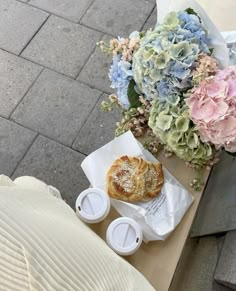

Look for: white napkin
[81,131,194,242]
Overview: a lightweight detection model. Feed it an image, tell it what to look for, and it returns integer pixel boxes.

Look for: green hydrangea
[148,100,215,166]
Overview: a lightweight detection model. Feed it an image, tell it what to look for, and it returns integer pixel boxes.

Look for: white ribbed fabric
[0,176,155,291]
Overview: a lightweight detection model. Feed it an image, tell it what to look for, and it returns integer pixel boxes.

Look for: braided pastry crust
[106,155,164,202]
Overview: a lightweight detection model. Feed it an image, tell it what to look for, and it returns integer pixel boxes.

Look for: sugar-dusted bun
[106,155,164,202]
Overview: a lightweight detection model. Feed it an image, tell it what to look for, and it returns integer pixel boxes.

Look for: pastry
[106,155,164,202]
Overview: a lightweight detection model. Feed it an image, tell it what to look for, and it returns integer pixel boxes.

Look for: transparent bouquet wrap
[157,0,229,66]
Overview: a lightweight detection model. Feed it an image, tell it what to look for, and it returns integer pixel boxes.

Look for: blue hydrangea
[109,55,133,108]
[133,11,210,104]
[156,79,180,105]
[166,60,191,80]
[177,11,209,53]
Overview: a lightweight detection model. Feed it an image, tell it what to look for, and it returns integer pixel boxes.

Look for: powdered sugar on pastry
[106,155,164,202]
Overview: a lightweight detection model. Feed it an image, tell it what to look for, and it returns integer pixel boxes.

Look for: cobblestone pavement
[0,0,157,207]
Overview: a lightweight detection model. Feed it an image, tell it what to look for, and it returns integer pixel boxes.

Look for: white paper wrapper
[156,0,229,67]
[81,131,194,242]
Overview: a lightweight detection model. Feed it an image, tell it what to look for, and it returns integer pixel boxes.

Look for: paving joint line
[74,33,104,80]
[72,147,88,157]
[76,78,112,96]
[3,50,105,97]
[15,0,79,24]
[15,0,106,29]
[20,54,109,91]
[6,116,88,156]
[0,113,10,120]
[0,115,37,137]
[19,13,50,56]
[141,4,156,30]
[19,55,80,80]
[78,0,96,24]
[75,31,114,82]
[8,119,67,148]
[80,23,117,38]
[9,68,44,119]
[14,0,125,39]
[10,132,39,178]
[70,91,104,149]
[212,234,226,278]
[0,115,38,136]
[15,0,30,3]
[0,47,23,58]
[0,47,111,94]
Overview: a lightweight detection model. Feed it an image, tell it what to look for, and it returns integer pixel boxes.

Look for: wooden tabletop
[89,152,210,291]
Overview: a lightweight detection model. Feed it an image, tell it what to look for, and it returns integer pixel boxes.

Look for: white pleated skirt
[0,176,154,291]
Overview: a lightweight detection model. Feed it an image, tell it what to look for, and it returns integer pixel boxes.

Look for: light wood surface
[89,152,210,291]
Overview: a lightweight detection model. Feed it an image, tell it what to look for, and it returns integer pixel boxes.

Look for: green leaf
[127,80,141,108]
[185,7,198,16]
[185,7,201,22]
[139,31,146,38]
[209,48,214,55]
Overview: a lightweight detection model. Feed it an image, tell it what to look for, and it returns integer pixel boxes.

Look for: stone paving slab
[22,15,102,78]
[212,281,233,291]
[81,0,155,36]
[12,135,89,207]
[170,238,199,291]
[11,69,101,146]
[29,0,93,23]
[142,6,157,31]
[0,117,37,176]
[72,93,120,155]
[77,34,113,94]
[170,237,219,291]
[0,49,42,118]
[191,152,236,237]
[214,231,236,290]
[0,0,48,55]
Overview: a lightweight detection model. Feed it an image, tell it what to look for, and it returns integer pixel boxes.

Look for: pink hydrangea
[186,66,236,152]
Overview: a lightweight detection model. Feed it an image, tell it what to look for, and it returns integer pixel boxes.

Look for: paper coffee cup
[75,188,110,223]
[106,217,143,256]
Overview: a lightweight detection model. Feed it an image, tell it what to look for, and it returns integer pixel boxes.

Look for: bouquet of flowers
[98,6,236,189]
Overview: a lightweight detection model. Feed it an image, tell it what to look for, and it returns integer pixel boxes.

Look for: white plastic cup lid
[106,217,142,256]
[75,188,110,223]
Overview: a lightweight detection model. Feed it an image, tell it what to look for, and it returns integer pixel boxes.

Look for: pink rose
[186,66,236,152]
